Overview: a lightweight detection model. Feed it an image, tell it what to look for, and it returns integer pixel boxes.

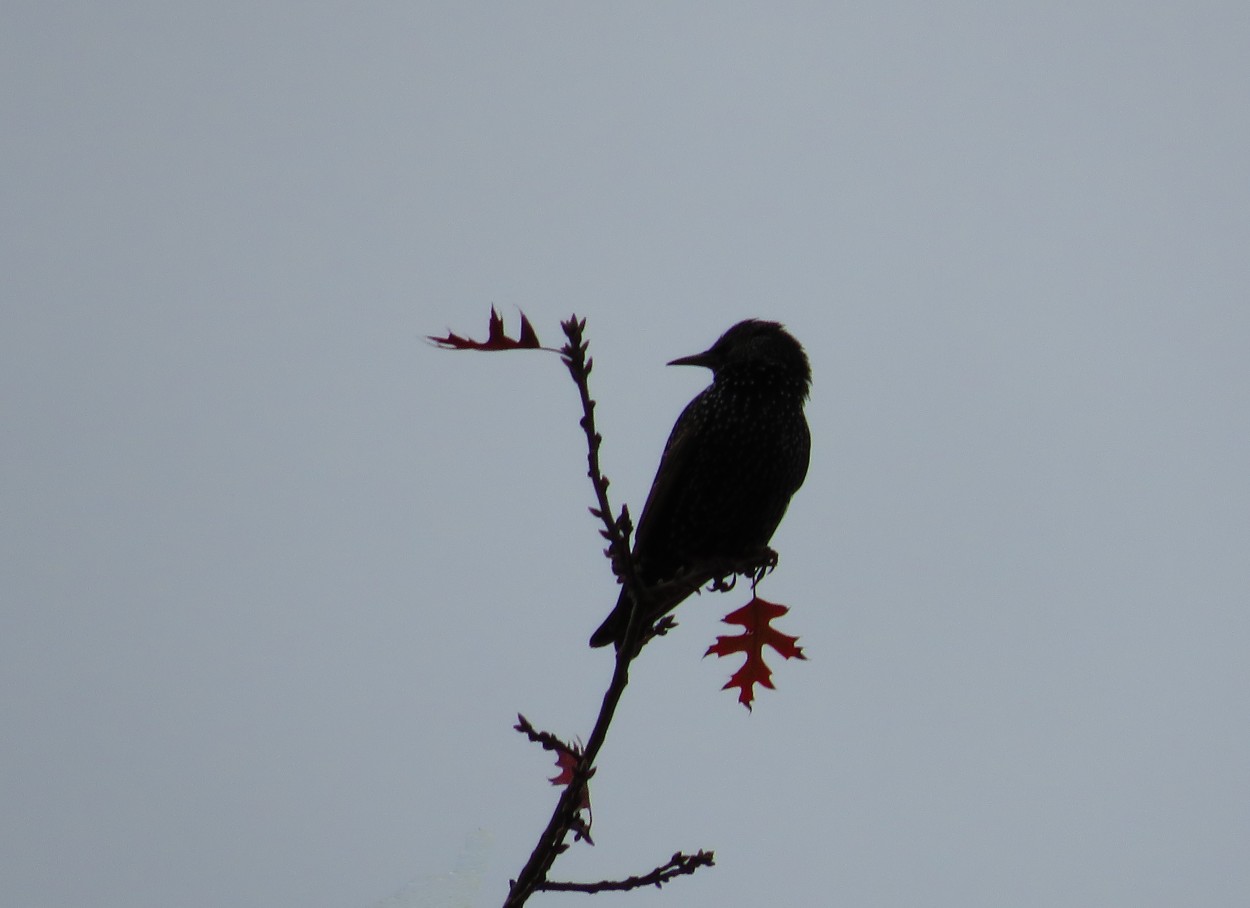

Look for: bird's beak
[667,348,717,369]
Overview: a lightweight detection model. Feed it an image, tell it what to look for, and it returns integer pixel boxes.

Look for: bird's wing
[629,391,705,567]
[793,417,812,491]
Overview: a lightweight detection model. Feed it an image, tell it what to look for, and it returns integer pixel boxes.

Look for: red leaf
[428,306,542,351]
[550,748,578,786]
[514,714,592,811]
[551,750,592,812]
[704,596,807,710]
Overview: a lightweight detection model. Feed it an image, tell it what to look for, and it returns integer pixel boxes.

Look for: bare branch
[539,851,716,893]
[500,317,747,906]
[503,317,710,907]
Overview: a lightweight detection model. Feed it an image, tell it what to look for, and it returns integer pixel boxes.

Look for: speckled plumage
[590,320,811,649]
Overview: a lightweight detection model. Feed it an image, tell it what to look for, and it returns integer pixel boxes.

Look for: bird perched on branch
[590,319,811,650]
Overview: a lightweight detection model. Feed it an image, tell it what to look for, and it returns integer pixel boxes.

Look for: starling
[589,319,811,649]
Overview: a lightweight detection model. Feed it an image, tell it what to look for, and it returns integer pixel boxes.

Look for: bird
[589,319,811,650]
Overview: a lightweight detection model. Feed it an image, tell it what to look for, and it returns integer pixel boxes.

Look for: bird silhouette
[590,320,811,649]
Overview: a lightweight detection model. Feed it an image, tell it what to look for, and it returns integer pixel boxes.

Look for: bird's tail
[588,568,717,650]
[588,588,631,649]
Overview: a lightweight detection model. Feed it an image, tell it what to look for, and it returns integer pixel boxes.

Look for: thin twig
[501,317,723,907]
[539,850,716,892]
[503,317,687,907]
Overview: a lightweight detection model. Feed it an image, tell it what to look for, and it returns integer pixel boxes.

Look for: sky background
[4,3,1249,907]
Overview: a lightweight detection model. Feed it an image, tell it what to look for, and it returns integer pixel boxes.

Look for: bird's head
[669,319,811,393]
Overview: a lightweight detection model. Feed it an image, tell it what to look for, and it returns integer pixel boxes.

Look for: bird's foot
[705,547,778,593]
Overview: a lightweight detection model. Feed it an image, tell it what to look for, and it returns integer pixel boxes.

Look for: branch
[539,850,716,893]
[501,317,709,907]
[559,316,654,649]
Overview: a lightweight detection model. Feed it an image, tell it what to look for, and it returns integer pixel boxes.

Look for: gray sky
[4,3,1249,907]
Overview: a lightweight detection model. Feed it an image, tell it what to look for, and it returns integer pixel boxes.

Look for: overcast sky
[4,3,1249,907]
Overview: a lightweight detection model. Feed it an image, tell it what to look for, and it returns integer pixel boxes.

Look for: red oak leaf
[550,748,592,814]
[514,714,592,811]
[428,306,542,351]
[550,748,577,785]
[705,596,807,710]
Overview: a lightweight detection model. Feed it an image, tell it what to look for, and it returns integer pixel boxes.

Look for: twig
[539,851,716,892]
[501,317,714,907]
[559,317,651,632]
